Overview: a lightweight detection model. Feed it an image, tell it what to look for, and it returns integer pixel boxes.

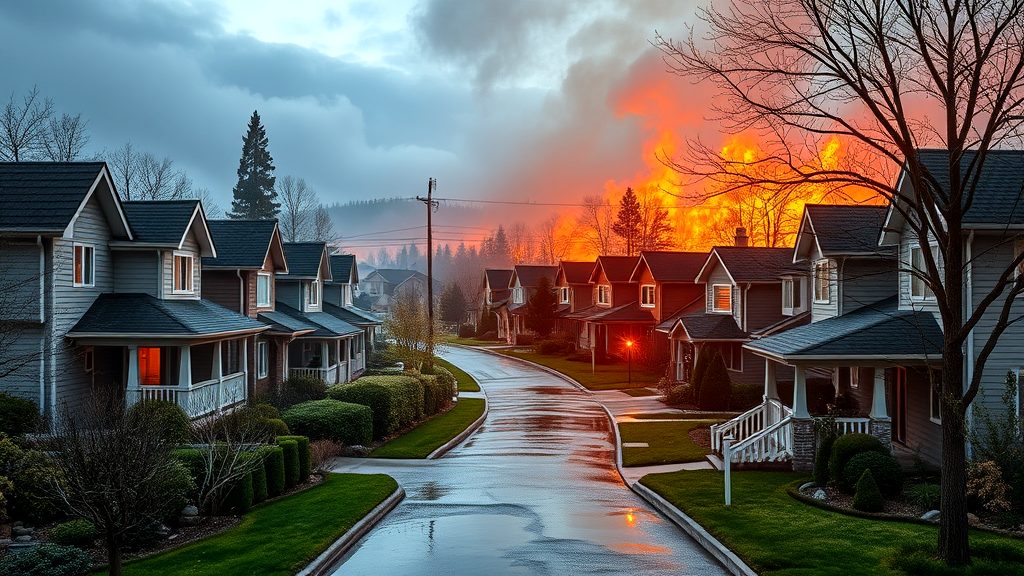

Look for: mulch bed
[688,424,713,450]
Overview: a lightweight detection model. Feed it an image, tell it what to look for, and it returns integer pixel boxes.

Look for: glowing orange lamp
[625,340,634,386]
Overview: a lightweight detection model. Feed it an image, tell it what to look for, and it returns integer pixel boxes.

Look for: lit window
[597,285,611,305]
[814,260,831,303]
[173,253,194,293]
[256,273,271,307]
[640,285,656,308]
[73,244,95,287]
[712,285,732,313]
[257,341,269,379]
[138,347,162,386]
[559,287,570,304]
[306,280,320,307]
[910,246,935,299]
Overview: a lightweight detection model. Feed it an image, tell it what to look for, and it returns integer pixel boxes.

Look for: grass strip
[498,350,660,390]
[619,420,718,466]
[371,398,486,459]
[434,356,481,392]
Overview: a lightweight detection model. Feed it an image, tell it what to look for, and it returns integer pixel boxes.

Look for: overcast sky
[0,0,714,213]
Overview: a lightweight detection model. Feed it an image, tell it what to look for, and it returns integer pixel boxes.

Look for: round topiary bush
[49,519,97,548]
[278,439,300,489]
[0,543,92,576]
[127,399,192,443]
[852,468,884,512]
[828,433,887,484]
[263,418,290,437]
[665,384,693,407]
[277,435,311,482]
[843,450,904,496]
[0,393,39,436]
[260,445,286,497]
[249,403,280,420]
[281,399,373,445]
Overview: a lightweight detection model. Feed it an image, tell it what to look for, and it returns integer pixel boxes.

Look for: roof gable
[588,256,639,284]
[511,265,558,288]
[329,254,358,284]
[630,251,707,283]
[203,219,286,270]
[484,269,514,291]
[795,204,891,261]
[280,242,330,280]
[696,246,791,284]
[557,261,595,286]
[122,200,215,256]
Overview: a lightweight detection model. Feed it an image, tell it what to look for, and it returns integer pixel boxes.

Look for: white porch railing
[289,364,339,385]
[834,417,871,435]
[726,416,794,464]
[337,360,349,382]
[711,398,792,453]
[353,352,364,373]
[126,372,247,420]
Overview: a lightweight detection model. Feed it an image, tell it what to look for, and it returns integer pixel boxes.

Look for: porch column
[127,345,139,395]
[764,359,779,402]
[282,340,289,382]
[791,365,814,471]
[241,339,248,399]
[869,367,892,451]
[345,337,352,381]
[321,341,330,381]
[792,365,809,418]
[178,345,192,387]
[213,342,223,413]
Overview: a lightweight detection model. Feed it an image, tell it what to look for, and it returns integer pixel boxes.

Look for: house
[506,264,558,343]
[667,236,799,389]
[553,261,596,348]
[480,268,513,340]
[577,255,645,361]
[359,268,437,314]
[272,243,363,385]
[323,253,381,374]
[629,251,708,371]
[201,219,297,397]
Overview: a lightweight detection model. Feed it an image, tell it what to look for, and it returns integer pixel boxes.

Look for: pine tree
[526,276,558,338]
[439,282,468,324]
[228,111,279,219]
[612,187,643,255]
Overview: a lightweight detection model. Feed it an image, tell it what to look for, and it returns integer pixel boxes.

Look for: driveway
[328,346,726,575]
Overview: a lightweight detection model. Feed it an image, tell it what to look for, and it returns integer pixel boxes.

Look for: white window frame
[850,367,859,390]
[558,286,570,304]
[257,341,269,379]
[910,245,936,301]
[597,285,611,305]
[782,278,794,315]
[813,259,831,304]
[256,273,272,307]
[83,347,94,373]
[640,284,656,308]
[930,383,942,425]
[172,251,194,293]
[711,284,732,313]
[306,279,321,307]
[72,243,95,288]
[513,286,524,304]
[343,284,353,306]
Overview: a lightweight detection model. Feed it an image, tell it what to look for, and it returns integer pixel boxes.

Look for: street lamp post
[626,340,633,387]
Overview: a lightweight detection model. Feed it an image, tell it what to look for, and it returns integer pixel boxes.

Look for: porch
[287,336,359,385]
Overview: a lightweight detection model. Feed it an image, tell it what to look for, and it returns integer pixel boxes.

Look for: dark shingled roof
[636,251,708,282]
[323,302,382,326]
[513,265,558,288]
[676,312,749,341]
[917,149,1024,225]
[592,256,640,283]
[258,311,317,336]
[122,200,200,245]
[329,254,357,284]
[274,303,361,337]
[0,162,107,232]
[485,269,514,290]
[281,243,327,279]
[804,204,893,255]
[745,297,942,360]
[69,293,267,337]
[708,247,792,283]
[558,261,595,285]
[203,219,278,268]
[585,301,655,324]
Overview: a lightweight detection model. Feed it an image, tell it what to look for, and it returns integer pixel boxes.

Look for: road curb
[426,397,488,459]
[297,485,406,576]
[460,345,594,395]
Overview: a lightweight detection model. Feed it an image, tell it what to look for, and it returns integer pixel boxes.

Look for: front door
[892,367,908,444]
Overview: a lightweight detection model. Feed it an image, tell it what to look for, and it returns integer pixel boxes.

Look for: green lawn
[433,357,481,392]
[115,473,397,576]
[371,397,486,458]
[499,351,660,390]
[640,470,1024,575]
[623,411,739,420]
[621,388,660,397]
[442,335,502,347]
[619,420,718,467]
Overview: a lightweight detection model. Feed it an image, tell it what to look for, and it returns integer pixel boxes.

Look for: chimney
[734,227,749,247]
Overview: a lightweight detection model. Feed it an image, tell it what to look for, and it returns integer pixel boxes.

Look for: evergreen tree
[612,187,643,255]
[490,226,512,267]
[228,110,278,219]
[526,276,558,338]
[439,282,469,324]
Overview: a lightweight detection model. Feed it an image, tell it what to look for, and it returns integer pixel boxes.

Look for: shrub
[536,338,573,355]
[49,519,97,548]
[261,375,327,409]
[279,439,300,489]
[260,445,286,497]
[0,393,39,436]
[0,435,60,522]
[852,469,884,512]
[224,468,254,514]
[407,370,450,416]
[729,384,762,411]
[264,418,290,437]
[690,348,711,399]
[171,447,206,495]
[665,384,693,407]
[828,433,886,484]
[367,348,403,370]
[967,460,1012,514]
[127,399,192,443]
[328,375,423,438]
[814,435,836,487]
[907,483,941,510]
[425,365,457,395]
[515,333,535,346]
[278,435,311,482]
[478,330,498,340]
[309,439,344,474]
[0,543,92,576]
[457,323,475,338]
[696,349,732,410]
[843,450,903,496]
[248,453,268,504]
[249,403,280,420]
[281,399,373,445]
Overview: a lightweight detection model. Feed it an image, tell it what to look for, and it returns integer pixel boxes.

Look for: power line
[433,197,615,208]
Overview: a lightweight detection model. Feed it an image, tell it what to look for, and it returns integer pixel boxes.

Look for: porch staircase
[709,399,794,467]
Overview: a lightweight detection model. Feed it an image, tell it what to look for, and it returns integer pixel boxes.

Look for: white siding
[161,232,202,300]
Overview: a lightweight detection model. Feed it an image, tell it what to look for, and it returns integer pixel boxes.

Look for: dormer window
[813,260,831,303]
[73,243,95,287]
[558,287,570,304]
[640,285,656,308]
[256,273,271,307]
[173,252,194,293]
[513,287,524,304]
[597,285,611,305]
[712,285,732,313]
[343,284,353,306]
[910,245,935,300]
[782,278,800,315]
[306,280,320,307]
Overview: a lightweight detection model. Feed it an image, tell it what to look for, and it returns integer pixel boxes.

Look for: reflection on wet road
[329,347,726,575]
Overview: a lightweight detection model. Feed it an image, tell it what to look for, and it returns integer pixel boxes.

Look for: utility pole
[417,178,438,370]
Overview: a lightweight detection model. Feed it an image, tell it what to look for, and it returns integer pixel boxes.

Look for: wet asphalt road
[328,346,726,576]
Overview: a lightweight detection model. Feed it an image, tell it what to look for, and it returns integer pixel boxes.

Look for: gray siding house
[323,253,381,373]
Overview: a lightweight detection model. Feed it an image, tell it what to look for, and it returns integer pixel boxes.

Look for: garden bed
[371,397,486,459]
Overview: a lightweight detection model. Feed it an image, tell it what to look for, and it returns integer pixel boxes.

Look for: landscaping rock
[179,515,202,527]
[813,489,827,501]
[155,523,172,539]
[182,504,199,517]
[11,526,33,537]
[13,535,32,543]
[967,513,980,526]
[344,445,371,457]
[921,510,940,521]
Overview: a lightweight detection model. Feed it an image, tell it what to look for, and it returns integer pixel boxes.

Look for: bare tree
[577,195,620,256]
[105,142,141,201]
[507,222,535,264]
[49,397,193,576]
[384,287,443,369]
[0,86,54,161]
[659,0,1024,563]
[136,153,186,200]
[277,175,316,241]
[636,185,676,252]
[192,187,223,219]
[312,204,335,242]
[188,406,270,515]
[42,112,89,161]
[537,216,578,265]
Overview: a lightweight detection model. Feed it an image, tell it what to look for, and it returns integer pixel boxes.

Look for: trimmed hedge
[852,469,884,512]
[49,519,97,548]
[260,445,286,497]
[843,450,903,497]
[224,468,254,514]
[248,453,268,503]
[171,448,206,499]
[281,399,372,445]
[278,435,311,482]
[0,393,39,436]
[407,371,451,417]
[264,418,290,437]
[250,403,280,419]
[279,439,300,489]
[428,365,458,395]
[828,433,886,483]
[327,375,423,439]
[128,399,192,443]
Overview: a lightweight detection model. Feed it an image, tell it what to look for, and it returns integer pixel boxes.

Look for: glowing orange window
[138,347,162,386]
